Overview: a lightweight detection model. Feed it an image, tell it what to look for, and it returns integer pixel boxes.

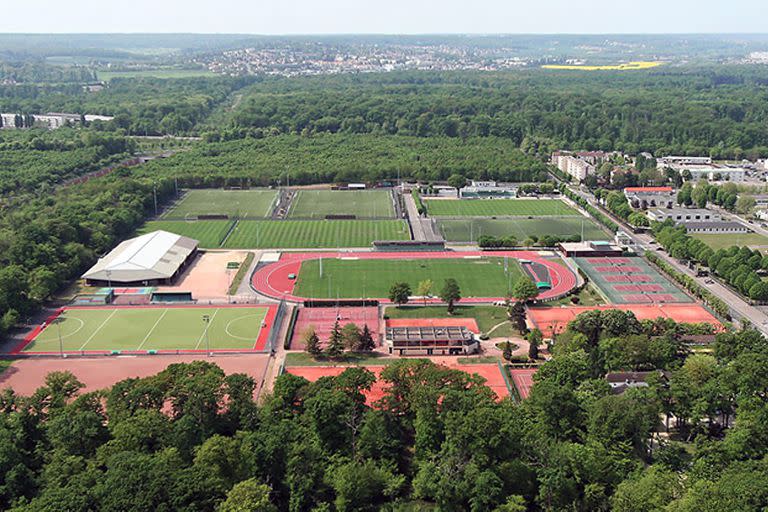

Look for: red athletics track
[252,251,577,303]
[12,303,278,355]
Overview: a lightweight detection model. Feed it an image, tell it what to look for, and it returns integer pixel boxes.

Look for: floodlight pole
[202,314,211,357]
[56,318,63,358]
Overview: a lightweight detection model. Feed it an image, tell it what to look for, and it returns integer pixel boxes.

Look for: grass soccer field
[223,220,409,248]
[691,232,768,251]
[163,189,278,219]
[23,306,270,353]
[139,220,234,248]
[437,217,609,242]
[288,190,395,219]
[293,256,523,299]
[424,198,577,217]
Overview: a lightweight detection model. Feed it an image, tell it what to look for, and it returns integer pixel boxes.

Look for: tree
[736,195,756,215]
[217,478,277,512]
[440,278,461,314]
[388,282,411,307]
[692,184,709,208]
[303,326,322,357]
[416,279,434,306]
[528,329,543,360]
[358,324,376,351]
[502,341,513,362]
[326,321,345,358]
[447,174,467,197]
[341,323,362,350]
[509,301,528,335]
[512,278,539,303]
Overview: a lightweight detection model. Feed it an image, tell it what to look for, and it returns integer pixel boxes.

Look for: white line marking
[79,310,118,351]
[194,309,219,350]
[136,309,168,351]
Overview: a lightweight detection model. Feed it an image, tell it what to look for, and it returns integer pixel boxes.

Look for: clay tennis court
[285,362,511,402]
[509,368,537,399]
[528,304,722,337]
[574,256,691,304]
[0,353,271,397]
[290,307,380,349]
[253,250,577,303]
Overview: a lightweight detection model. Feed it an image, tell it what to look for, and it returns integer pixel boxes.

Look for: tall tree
[416,279,434,306]
[388,282,411,307]
[326,321,345,358]
[359,324,376,351]
[528,328,543,360]
[512,278,539,303]
[439,278,461,314]
[303,326,322,357]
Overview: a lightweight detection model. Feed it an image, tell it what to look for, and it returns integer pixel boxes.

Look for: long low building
[384,318,480,356]
[82,230,198,287]
[682,221,750,234]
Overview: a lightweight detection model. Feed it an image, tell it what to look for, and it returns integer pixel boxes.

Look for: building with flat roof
[82,230,198,287]
[682,221,749,234]
[647,208,722,224]
[657,156,712,167]
[460,180,518,198]
[384,318,479,356]
[558,240,623,257]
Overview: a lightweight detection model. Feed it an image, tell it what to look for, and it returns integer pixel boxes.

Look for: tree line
[1,308,765,511]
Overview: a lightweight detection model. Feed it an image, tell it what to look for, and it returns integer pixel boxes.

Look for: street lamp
[202,314,211,357]
[52,316,65,358]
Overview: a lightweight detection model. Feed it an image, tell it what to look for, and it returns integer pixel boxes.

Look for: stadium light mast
[202,314,211,357]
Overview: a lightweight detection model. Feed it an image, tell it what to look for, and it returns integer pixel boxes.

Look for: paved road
[403,191,443,242]
[569,185,768,335]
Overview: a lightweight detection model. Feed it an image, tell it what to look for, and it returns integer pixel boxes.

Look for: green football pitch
[288,190,395,219]
[223,220,409,248]
[438,217,609,242]
[139,220,234,248]
[293,257,523,299]
[163,189,278,219]
[424,198,577,217]
[24,306,268,353]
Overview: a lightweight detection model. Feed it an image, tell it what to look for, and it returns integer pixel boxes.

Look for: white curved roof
[82,230,198,282]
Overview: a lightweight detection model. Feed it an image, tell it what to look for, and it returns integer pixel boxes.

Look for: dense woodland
[217,69,768,159]
[0,312,766,511]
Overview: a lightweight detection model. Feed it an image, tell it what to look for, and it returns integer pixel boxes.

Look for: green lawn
[289,190,395,219]
[437,217,609,242]
[424,198,577,217]
[223,220,409,249]
[294,257,523,299]
[692,232,768,251]
[24,306,269,353]
[97,69,217,81]
[163,189,278,219]
[385,305,513,336]
[139,220,234,248]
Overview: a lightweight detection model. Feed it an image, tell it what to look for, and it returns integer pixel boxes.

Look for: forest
[218,68,768,159]
[0,312,765,511]
[132,134,550,186]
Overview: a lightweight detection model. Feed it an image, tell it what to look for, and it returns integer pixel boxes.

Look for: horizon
[2,0,765,35]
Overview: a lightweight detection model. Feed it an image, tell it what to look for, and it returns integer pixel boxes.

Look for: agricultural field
[542,61,663,70]
[23,306,270,353]
[437,217,609,242]
[223,220,409,249]
[288,189,396,219]
[691,232,768,251]
[139,220,233,248]
[97,69,217,81]
[424,198,576,217]
[293,256,523,299]
[162,189,278,219]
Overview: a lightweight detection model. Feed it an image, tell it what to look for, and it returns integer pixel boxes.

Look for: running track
[252,251,577,303]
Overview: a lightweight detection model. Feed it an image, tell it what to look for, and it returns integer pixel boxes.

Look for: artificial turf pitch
[24,306,269,353]
[423,198,577,217]
[223,220,409,248]
[288,190,395,219]
[163,189,278,219]
[293,257,524,299]
[437,217,609,242]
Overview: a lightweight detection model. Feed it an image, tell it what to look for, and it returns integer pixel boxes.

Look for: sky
[1,0,763,34]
